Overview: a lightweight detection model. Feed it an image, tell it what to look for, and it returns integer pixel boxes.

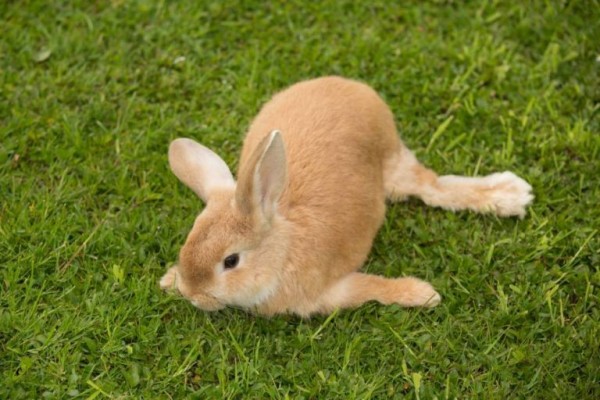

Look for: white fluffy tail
[384,147,534,218]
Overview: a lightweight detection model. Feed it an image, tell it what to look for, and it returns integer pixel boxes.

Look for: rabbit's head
[160,131,289,311]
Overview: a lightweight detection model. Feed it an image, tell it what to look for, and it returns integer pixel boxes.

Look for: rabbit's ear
[168,138,235,203]
[236,130,287,222]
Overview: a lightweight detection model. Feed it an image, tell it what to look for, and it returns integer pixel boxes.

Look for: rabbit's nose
[159,265,179,291]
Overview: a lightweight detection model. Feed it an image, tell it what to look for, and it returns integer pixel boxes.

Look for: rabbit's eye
[223,253,239,269]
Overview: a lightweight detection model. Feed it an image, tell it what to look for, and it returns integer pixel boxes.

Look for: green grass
[1,0,599,398]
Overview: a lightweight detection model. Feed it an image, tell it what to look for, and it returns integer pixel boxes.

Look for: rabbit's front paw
[394,277,441,308]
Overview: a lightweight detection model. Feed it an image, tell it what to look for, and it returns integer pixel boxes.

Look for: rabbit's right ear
[168,138,235,203]
[236,130,287,223]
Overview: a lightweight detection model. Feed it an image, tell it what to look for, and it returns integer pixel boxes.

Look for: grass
[1,0,599,398]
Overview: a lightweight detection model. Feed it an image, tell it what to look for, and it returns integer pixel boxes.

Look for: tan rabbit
[159,76,533,316]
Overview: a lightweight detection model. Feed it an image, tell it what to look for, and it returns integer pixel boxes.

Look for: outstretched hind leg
[383,146,533,218]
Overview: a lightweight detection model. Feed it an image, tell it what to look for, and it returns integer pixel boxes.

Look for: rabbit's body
[160,76,533,316]
[243,78,397,315]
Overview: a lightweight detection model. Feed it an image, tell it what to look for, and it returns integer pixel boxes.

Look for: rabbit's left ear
[168,138,235,203]
[236,130,287,222]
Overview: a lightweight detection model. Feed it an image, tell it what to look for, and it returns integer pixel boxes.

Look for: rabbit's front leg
[317,272,441,313]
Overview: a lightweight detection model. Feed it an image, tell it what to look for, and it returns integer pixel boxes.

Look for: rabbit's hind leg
[383,146,533,218]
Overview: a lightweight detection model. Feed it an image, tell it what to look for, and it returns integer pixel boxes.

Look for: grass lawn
[1,0,599,398]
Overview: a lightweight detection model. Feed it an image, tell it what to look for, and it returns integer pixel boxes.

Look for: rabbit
[159,76,533,317]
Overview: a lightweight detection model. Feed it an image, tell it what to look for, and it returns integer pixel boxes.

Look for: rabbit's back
[240,77,401,293]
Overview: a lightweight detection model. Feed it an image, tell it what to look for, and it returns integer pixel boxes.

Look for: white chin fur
[214,276,279,309]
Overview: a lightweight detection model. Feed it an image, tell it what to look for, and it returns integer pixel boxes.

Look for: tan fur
[160,76,533,316]
[384,147,533,217]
